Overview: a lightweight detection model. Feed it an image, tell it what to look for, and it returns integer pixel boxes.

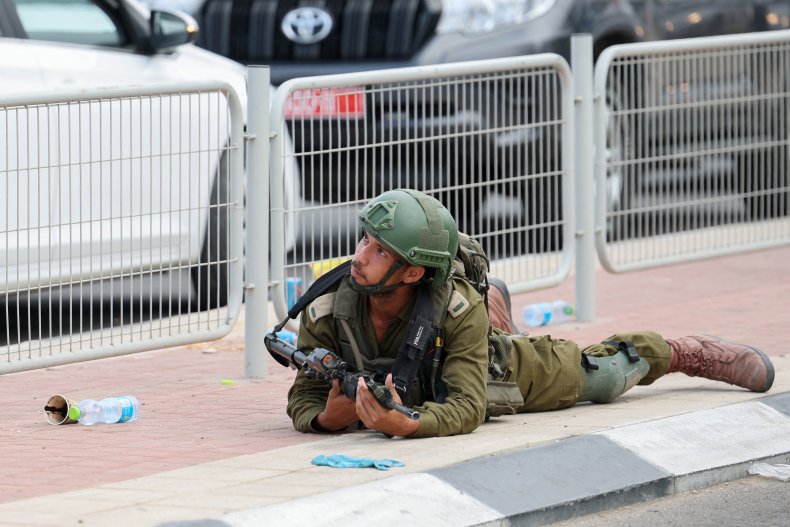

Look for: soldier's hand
[356,374,419,437]
[315,379,359,431]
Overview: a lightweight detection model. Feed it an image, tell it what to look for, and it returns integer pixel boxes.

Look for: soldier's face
[351,232,400,285]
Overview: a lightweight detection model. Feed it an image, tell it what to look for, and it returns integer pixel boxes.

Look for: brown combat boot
[487,278,518,334]
[666,335,775,392]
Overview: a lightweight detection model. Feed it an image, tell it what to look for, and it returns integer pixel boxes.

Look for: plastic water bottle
[522,300,575,327]
[68,396,140,425]
[549,300,575,324]
[522,302,552,327]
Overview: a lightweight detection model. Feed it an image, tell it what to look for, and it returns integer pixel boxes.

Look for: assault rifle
[264,332,420,421]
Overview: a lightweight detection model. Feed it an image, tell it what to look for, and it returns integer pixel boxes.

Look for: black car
[184,0,790,254]
[190,1,787,81]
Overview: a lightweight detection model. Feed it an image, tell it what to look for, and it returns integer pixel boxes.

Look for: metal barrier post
[245,66,271,377]
[572,34,596,322]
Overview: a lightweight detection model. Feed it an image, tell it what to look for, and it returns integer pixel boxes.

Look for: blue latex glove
[311,454,405,471]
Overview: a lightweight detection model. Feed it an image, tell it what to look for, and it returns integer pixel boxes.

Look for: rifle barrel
[385,400,420,420]
[264,333,307,368]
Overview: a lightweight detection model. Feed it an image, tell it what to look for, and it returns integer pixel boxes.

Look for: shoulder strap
[338,319,367,372]
[271,260,351,333]
[391,285,435,403]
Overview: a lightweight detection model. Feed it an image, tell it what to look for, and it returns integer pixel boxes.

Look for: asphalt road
[549,474,789,527]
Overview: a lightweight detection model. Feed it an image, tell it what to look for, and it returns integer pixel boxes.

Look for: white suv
[0,0,290,345]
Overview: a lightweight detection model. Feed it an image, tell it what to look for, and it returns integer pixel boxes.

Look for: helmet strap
[349,260,409,296]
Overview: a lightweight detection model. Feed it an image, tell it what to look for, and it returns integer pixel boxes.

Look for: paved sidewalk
[180,392,790,527]
[1,245,789,527]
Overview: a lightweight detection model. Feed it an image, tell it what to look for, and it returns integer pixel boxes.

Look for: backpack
[451,232,490,303]
[453,233,522,417]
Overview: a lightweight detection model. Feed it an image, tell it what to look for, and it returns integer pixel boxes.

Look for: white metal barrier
[6,32,790,377]
[268,55,575,327]
[594,31,790,272]
[0,82,245,374]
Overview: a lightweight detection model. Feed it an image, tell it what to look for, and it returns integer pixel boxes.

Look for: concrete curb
[166,393,790,527]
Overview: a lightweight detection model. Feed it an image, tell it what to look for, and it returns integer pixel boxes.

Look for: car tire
[191,151,229,310]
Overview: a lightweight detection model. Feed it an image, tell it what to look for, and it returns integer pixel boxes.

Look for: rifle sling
[339,318,366,373]
[286,260,352,320]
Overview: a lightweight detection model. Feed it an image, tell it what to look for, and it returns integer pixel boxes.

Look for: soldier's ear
[402,265,425,284]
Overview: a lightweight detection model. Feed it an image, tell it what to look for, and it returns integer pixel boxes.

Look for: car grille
[196,0,441,63]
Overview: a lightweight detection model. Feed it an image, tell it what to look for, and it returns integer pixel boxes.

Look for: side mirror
[150,10,199,51]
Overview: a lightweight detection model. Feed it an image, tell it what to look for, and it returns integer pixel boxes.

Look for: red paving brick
[0,344,322,504]
[1,245,788,505]
[511,246,790,357]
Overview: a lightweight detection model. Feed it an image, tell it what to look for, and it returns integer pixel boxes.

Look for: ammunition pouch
[486,380,523,418]
[485,332,522,419]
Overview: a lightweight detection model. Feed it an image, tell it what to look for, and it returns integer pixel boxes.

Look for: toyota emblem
[281,7,334,45]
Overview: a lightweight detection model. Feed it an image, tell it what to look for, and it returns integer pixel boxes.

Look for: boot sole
[704,334,775,392]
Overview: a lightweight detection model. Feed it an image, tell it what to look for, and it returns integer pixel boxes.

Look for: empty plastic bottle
[522,302,553,327]
[549,300,575,324]
[522,300,575,327]
[68,396,140,425]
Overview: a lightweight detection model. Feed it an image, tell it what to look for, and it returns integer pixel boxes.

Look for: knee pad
[579,351,650,404]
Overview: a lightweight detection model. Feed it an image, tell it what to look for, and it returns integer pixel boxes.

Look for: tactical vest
[305,274,523,418]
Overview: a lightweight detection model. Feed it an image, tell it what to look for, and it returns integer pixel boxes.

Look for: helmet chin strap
[349,260,411,296]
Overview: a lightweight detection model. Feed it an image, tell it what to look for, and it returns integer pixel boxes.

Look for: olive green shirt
[286,276,490,437]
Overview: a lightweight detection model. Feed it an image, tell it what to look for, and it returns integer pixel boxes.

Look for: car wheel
[191,151,229,310]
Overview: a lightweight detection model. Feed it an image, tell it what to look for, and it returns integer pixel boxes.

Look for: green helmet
[358,189,459,288]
